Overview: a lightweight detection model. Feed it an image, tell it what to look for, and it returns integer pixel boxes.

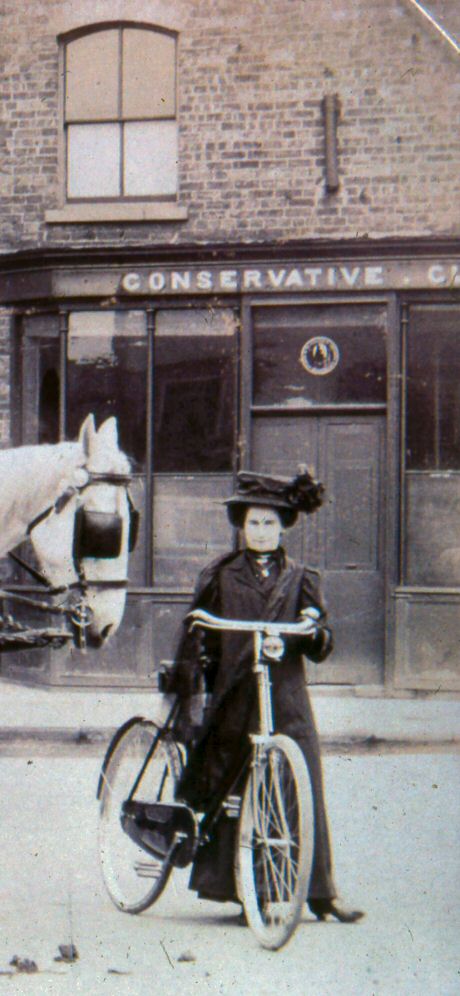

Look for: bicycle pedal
[222,794,241,819]
[134,861,162,879]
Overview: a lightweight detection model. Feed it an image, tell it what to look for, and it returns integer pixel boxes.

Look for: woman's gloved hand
[286,606,333,660]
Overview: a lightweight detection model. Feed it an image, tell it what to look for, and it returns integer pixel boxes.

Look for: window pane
[406,475,460,585]
[67,311,147,471]
[253,304,387,406]
[123,475,147,586]
[124,121,178,196]
[21,315,60,445]
[67,124,120,198]
[65,31,119,122]
[406,306,460,470]
[122,29,175,119]
[154,309,236,472]
[153,476,234,588]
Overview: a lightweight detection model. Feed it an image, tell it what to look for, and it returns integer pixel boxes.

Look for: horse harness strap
[26,485,77,535]
[3,467,139,649]
[71,476,139,599]
[25,470,139,568]
[24,471,131,533]
[0,448,141,650]
[0,585,78,651]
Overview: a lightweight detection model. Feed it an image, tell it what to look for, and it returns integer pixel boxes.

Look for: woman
[171,470,363,923]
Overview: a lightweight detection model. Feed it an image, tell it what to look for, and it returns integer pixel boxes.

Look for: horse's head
[29,415,137,649]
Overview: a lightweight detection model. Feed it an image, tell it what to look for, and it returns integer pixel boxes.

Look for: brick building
[0,0,459,692]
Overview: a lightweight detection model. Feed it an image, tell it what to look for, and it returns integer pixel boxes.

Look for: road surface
[0,749,458,995]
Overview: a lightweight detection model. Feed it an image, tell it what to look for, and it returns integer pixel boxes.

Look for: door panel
[252,415,385,684]
[323,421,380,571]
[248,416,322,567]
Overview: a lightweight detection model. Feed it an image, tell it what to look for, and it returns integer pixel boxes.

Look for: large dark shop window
[253,303,387,408]
[404,305,460,587]
[18,308,236,590]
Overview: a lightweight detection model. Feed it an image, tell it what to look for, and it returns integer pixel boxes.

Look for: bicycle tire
[99,718,182,914]
[235,733,313,950]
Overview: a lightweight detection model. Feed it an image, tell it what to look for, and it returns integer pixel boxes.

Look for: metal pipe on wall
[322,94,340,194]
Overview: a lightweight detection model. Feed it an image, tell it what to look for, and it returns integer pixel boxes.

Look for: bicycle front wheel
[235,734,313,950]
[99,719,182,914]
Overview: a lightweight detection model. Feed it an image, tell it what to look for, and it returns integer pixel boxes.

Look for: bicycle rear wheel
[99,719,182,914]
[235,734,313,950]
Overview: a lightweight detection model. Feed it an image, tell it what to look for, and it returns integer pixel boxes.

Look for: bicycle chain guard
[121,800,197,869]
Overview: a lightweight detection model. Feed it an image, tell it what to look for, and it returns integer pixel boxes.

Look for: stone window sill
[45,202,188,224]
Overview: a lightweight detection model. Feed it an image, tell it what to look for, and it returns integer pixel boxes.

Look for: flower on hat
[286,471,325,514]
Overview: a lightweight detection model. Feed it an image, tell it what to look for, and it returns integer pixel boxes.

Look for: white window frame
[46,22,187,224]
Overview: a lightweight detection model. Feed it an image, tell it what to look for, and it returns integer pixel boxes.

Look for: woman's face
[243,506,283,553]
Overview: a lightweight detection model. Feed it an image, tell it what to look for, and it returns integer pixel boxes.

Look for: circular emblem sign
[300,336,340,376]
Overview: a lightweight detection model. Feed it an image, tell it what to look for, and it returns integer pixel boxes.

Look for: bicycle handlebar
[186,608,319,637]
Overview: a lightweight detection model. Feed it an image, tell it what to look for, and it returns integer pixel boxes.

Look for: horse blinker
[73,508,123,560]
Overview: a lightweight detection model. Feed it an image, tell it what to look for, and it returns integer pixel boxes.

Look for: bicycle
[97,608,319,950]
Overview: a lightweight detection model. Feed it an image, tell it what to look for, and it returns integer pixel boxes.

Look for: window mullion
[58,310,68,441]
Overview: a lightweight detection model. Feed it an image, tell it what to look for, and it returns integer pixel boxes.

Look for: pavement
[0,677,458,751]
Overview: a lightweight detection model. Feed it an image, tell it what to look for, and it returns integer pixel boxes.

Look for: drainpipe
[322,94,340,193]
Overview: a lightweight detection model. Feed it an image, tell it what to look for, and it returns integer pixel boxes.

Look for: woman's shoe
[308,898,364,923]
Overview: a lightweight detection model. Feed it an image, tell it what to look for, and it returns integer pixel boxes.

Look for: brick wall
[0,0,459,250]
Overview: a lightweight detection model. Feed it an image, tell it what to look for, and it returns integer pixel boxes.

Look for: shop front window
[66,310,149,585]
[152,309,236,588]
[404,306,460,586]
[67,310,147,472]
[154,309,235,471]
[21,314,60,446]
[19,307,237,593]
[406,307,460,471]
[253,303,387,407]
[19,310,148,585]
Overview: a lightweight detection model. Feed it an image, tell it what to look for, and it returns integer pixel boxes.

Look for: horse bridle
[7,470,139,648]
[27,471,136,540]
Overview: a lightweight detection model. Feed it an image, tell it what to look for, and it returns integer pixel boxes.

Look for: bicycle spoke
[237,736,313,949]
[260,839,283,903]
[270,754,291,841]
[252,755,300,909]
[99,721,180,914]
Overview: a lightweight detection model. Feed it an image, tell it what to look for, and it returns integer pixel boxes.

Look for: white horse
[0,414,136,649]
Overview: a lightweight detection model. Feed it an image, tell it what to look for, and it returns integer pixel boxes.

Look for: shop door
[250,302,388,684]
[252,415,385,683]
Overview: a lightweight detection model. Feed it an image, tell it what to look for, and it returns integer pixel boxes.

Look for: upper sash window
[63,26,177,200]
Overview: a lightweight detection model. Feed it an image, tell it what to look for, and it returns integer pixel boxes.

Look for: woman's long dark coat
[172,548,337,902]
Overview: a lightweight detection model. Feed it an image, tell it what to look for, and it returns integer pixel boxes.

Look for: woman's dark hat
[225,469,324,526]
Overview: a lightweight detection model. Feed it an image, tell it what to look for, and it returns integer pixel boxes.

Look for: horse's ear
[78,413,96,457]
[97,416,119,451]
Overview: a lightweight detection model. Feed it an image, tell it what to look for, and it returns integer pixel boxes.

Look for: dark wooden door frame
[239,292,400,687]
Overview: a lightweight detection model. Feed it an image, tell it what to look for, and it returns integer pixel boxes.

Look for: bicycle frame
[99,608,318,816]
[187,607,319,740]
[98,606,318,947]
[184,610,319,948]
